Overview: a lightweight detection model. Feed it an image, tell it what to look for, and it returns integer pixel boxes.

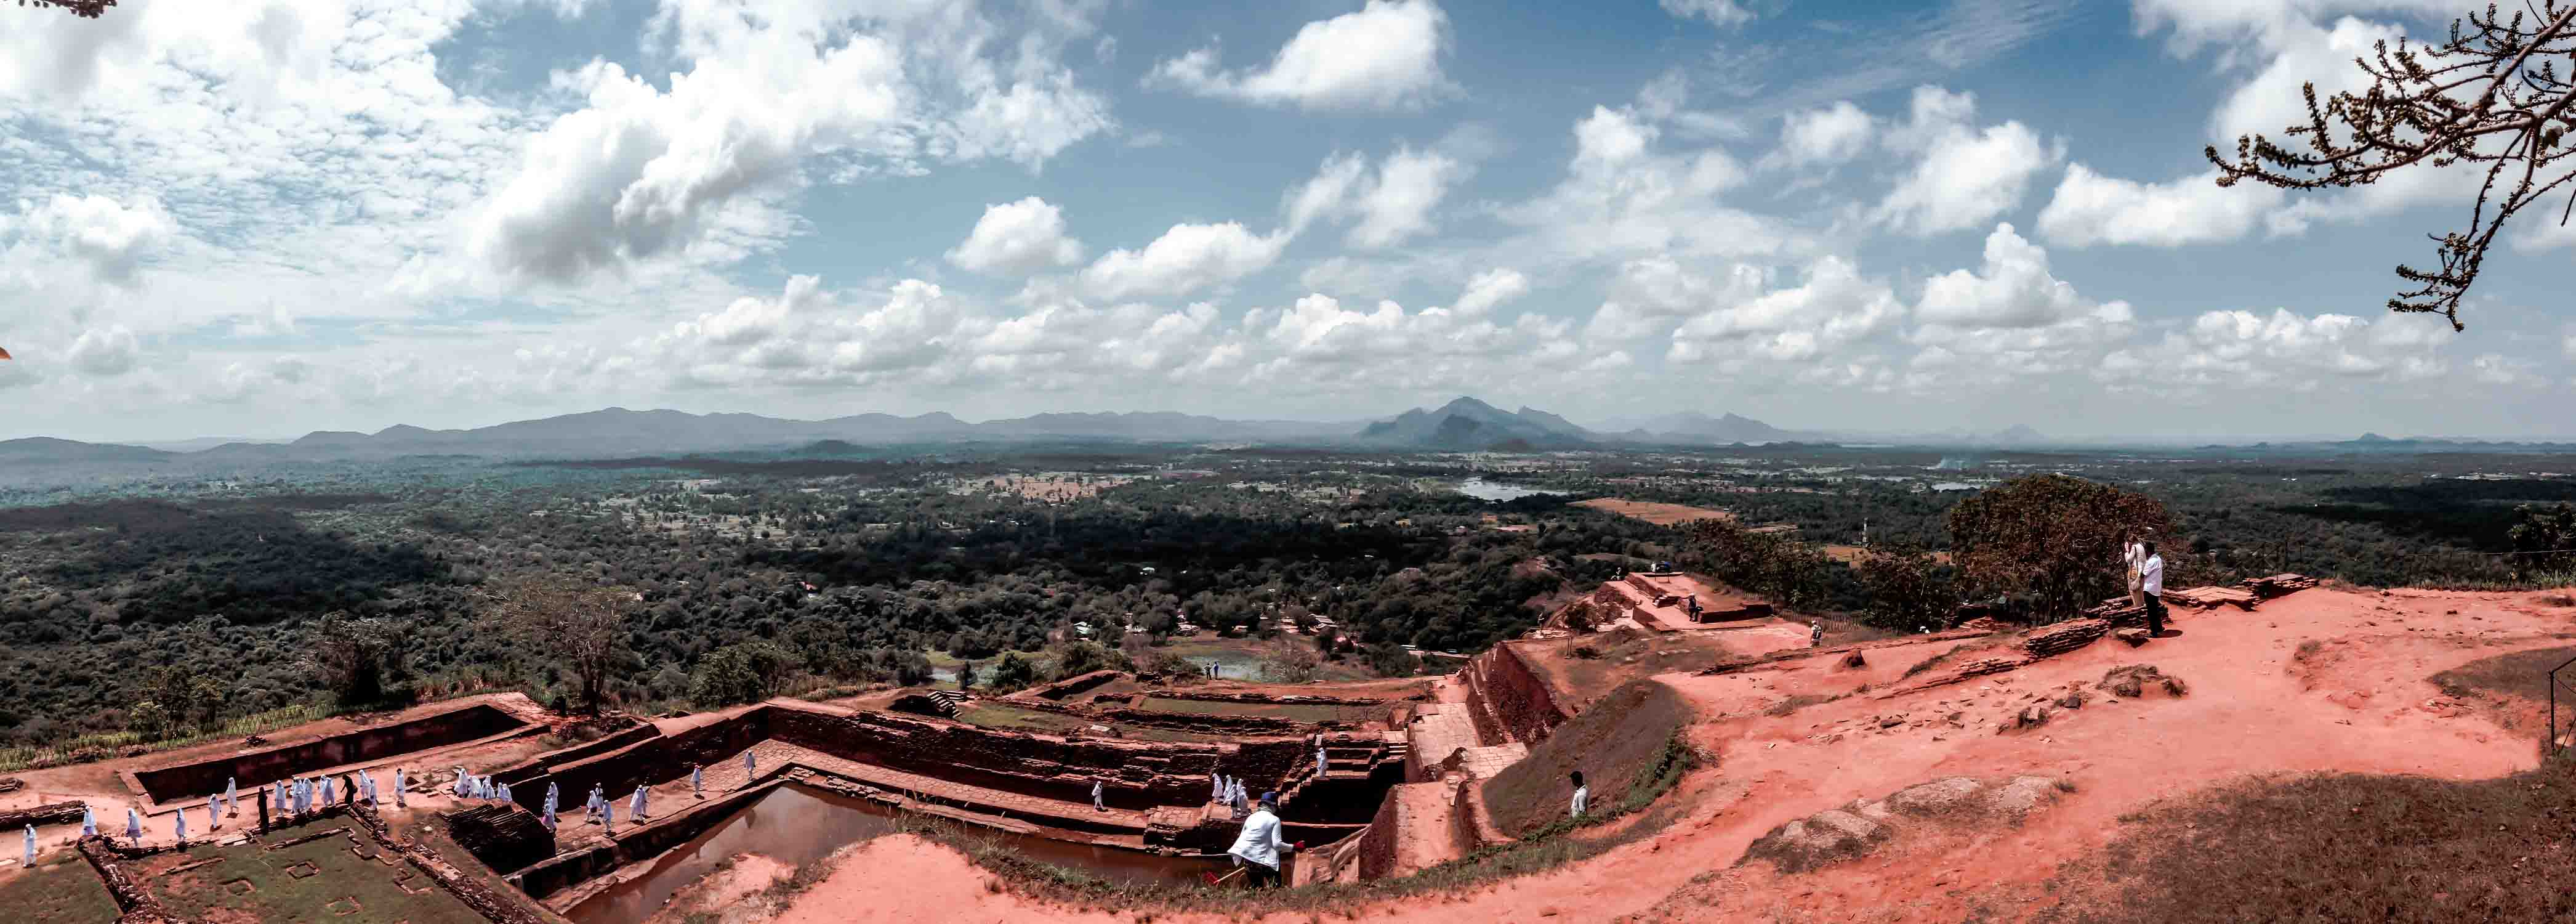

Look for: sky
[2,0,2573,444]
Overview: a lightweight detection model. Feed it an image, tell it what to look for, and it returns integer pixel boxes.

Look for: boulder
[1885,777,1985,816]
[1988,775,2069,821]
[2114,628,2151,647]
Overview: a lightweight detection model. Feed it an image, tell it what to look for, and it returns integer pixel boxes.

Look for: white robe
[1225,809,1285,869]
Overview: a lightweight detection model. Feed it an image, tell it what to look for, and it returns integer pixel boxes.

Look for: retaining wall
[1464,644,1569,746]
[131,704,534,804]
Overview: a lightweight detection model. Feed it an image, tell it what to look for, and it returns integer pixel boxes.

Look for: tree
[2207,2,2576,330]
[1047,640,1125,680]
[305,610,406,708]
[1363,641,1416,678]
[1948,474,2173,620]
[987,652,1040,692]
[1855,543,1957,631]
[1261,646,1322,684]
[484,577,632,714]
[689,641,802,706]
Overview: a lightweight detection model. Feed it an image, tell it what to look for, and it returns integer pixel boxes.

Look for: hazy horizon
[6,0,2574,445]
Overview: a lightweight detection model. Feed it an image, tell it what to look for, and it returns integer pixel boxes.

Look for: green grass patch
[1484,678,1692,837]
[0,851,121,924]
[2040,761,2576,923]
[951,703,1095,734]
[142,829,489,924]
[1135,697,1383,724]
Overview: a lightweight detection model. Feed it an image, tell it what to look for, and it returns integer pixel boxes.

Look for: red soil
[726,586,2576,923]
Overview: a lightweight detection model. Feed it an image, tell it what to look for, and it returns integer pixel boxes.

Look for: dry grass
[2428,645,2576,705]
[2041,761,2576,923]
[1484,678,1691,837]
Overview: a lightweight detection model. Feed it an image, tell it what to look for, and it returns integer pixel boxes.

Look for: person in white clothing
[2139,542,2167,636]
[1224,792,1295,888]
[2123,533,2149,609]
[1092,778,1106,813]
[1569,770,1588,818]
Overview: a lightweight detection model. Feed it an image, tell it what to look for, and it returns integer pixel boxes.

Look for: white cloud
[464,1,1113,285]
[1668,256,1901,362]
[2099,307,2450,392]
[948,197,1085,275]
[2036,164,2287,247]
[1585,256,1769,341]
[1771,101,1874,168]
[1661,0,1753,28]
[1349,148,1464,248]
[1918,223,2127,330]
[1502,103,1776,266]
[1081,222,1287,300]
[2469,353,2545,387]
[1282,147,1468,248]
[1147,0,1453,111]
[67,325,140,377]
[1877,87,2061,236]
[1453,268,1530,317]
[0,193,177,287]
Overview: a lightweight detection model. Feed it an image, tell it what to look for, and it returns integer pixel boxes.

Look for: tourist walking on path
[2139,542,2167,637]
[1092,777,1106,813]
[1809,620,1824,648]
[1569,770,1588,819]
[1225,792,1294,888]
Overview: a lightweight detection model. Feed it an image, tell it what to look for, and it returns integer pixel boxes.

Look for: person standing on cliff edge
[2139,542,2168,638]
[1570,770,1589,819]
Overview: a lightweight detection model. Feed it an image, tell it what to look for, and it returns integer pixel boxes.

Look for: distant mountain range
[1357,397,1596,450]
[11,399,2561,468]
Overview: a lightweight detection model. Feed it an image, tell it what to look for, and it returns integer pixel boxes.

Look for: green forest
[4,444,2573,753]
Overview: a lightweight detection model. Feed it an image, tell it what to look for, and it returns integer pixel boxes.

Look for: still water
[1452,477,1563,501]
[566,784,1229,924]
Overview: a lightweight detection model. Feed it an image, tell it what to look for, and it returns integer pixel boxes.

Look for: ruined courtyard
[6,570,2576,923]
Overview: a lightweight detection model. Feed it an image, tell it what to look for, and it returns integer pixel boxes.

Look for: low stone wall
[512,782,776,901]
[131,703,534,804]
[1146,691,1404,707]
[491,720,657,788]
[1015,670,1127,701]
[1467,644,1569,745]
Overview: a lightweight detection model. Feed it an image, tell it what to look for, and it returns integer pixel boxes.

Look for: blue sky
[2,0,2570,443]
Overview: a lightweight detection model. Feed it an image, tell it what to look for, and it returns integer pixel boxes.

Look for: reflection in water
[566,784,1230,924]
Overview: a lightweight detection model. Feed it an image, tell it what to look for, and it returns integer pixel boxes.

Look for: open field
[1572,498,1735,525]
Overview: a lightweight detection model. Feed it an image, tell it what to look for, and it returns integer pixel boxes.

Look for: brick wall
[1468,644,1570,746]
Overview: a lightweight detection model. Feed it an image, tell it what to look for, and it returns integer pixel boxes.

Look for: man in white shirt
[1569,770,1588,819]
[1225,792,1294,888]
[2139,542,2166,636]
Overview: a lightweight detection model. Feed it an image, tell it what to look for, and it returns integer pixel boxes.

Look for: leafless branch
[2207,1,2576,330]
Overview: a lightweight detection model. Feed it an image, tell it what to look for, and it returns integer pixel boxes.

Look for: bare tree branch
[2207,1,2576,331]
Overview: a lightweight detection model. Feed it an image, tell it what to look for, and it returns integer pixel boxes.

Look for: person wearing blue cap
[1224,791,1294,888]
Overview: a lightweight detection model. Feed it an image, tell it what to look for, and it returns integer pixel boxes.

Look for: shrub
[690,641,802,706]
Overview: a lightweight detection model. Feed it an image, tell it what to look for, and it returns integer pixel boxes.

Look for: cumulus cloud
[67,325,140,376]
[1917,224,2128,330]
[2035,165,2287,247]
[2469,353,2545,387]
[2099,307,2450,392]
[1660,0,1753,28]
[1147,0,1453,111]
[1243,291,1579,388]
[1877,87,2061,236]
[948,197,1085,275]
[465,2,1112,285]
[1281,147,1468,248]
[1080,222,1287,300]
[1585,256,1769,342]
[1770,101,1874,168]
[1667,256,1901,362]
[0,193,178,287]
[1452,268,1530,317]
[1503,103,1775,266]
